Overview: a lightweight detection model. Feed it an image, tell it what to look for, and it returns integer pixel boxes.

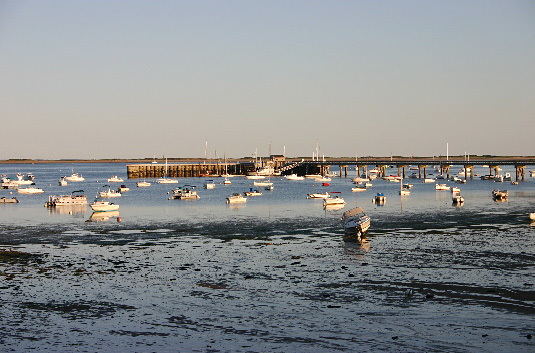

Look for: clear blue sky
[1,0,534,159]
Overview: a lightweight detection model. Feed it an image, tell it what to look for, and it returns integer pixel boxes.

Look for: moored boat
[244,188,262,196]
[226,193,247,204]
[90,200,120,212]
[137,180,151,187]
[45,191,87,207]
[171,186,200,200]
[435,183,450,190]
[306,192,330,199]
[0,197,19,203]
[99,186,122,198]
[18,186,45,194]
[108,175,124,183]
[285,174,305,181]
[65,173,85,182]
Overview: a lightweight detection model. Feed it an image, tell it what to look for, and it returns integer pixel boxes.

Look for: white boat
[65,173,85,182]
[323,194,346,206]
[108,175,124,183]
[18,186,44,194]
[423,178,435,183]
[285,174,305,181]
[226,193,247,204]
[244,188,262,196]
[118,185,129,192]
[399,177,410,195]
[352,177,370,183]
[45,191,87,206]
[59,177,68,186]
[1,176,18,189]
[306,192,330,199]
[204,180,216,189]
[99,187,122,198]
[352,184,367,192]
[157,178,179,184]
[157,158,178,184]
[245,174,265,180]
[341,207,371,236]
[399,188,410,195]
[137,181,151,187]
[435,183,450,191]
[253,180,273,187]
[451,187,461,193]
[530,213,535,220]
[171,186,200,200]
[223,178,232,185]
[305,174,323,179]
[90,200,120,212]
[314,176,331,182]
[12,174,34,185]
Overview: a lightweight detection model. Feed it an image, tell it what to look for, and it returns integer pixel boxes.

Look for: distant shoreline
[1,156,534,165]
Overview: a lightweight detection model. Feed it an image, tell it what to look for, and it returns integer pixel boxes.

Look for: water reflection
[87,211,120,222]
[47,205,87,215]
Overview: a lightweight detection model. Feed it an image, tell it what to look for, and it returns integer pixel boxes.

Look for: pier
[126,162,254,179]
[297,158,534,182]
[126,157,535,182]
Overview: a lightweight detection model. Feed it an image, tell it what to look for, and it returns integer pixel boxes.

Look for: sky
[1,0,534,160]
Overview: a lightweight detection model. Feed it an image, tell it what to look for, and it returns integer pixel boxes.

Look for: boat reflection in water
[87,211,120,222]
[47,204,87,216]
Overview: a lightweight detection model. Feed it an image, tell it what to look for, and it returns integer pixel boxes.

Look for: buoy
[117,217,122,223]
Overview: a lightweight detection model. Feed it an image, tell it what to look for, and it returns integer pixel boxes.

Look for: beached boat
[137,180,151,187]
[341,207,371,236]
[90,200,120,212]
[18,186,44,194]
[45,191,87,207]
[171,186,200,200]
[306,192,330,199]
[108,175,124,183]
[0,197,19,203]
[226,193,247,204]
[244,188,262,196]
[435,184,450,191]
[65,173,85,182]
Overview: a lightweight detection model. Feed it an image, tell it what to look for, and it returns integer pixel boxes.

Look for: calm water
[1,163,534,352]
